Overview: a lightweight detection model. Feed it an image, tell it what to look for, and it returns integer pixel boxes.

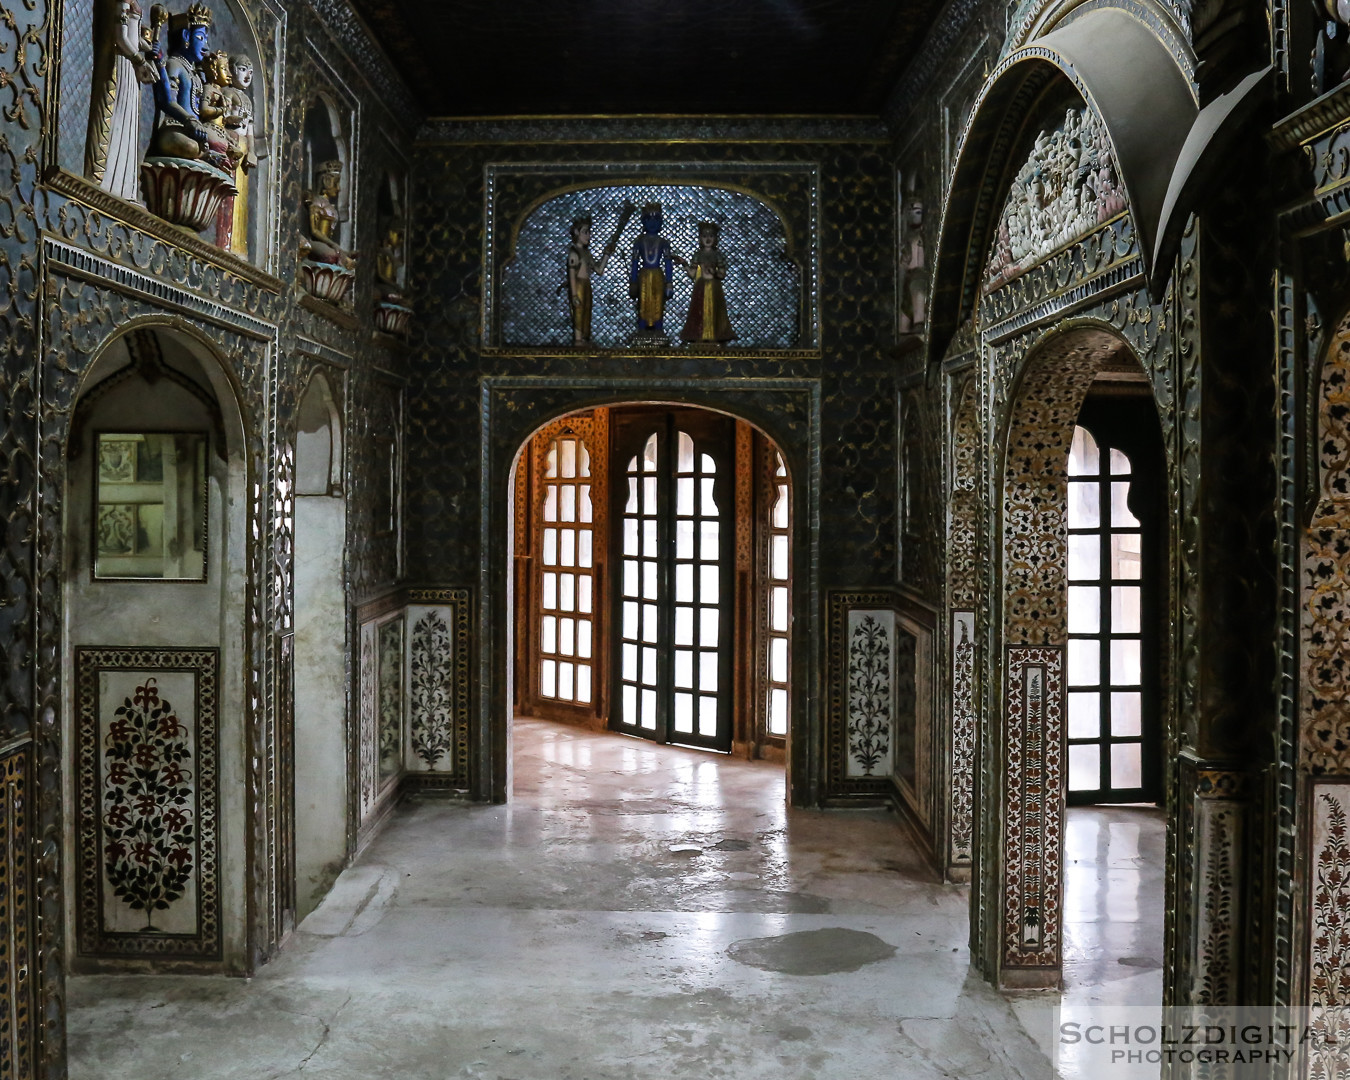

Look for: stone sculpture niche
[374,172,413,337]
[299,100,356,306]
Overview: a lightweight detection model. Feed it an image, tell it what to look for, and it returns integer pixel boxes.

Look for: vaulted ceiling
[351,0,945,117]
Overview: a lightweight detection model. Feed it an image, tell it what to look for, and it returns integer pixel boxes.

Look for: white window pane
[541,615,557,655]
[675,650,693,688]
[677,564,694,603]
[677,477,694,515]
[1068,638,1100,686]
[622,643,637,681]
[560,529,576,568]
[578,443,591,478]
[700,564,719,604]
[545,445,558,479]
[702,477,718,515]
[578,574,593,614]
[625,476,637,514]
[769,688,788,736]
[577,619,592,660]
[623,517,638,556]
[559,573,575,612]
[1068,744,1100,791]
[771,588,788,632]
[1111,743,1142,789]
[700,651,718,692]
[1068,481,1100,529]
[558,662,574,700]
[1109,447,1131,476]
[699,696,718,736]
[676,519,694,559]
[675,606,694,646]
[1068,534,1100,581]
[623,684,636,724]
[543,572,557,610]
[643,434,658,472]
[702,521,720,561]
[645,519,659,558]
[700,606,719,646]
[642,646,657,687]
[1111,692,1142,736]
[559,617,575,657]
[541,659,557,698]
[1067,586,1100,633]
[644,476,658,513]
[1111,533,1142,580]
[579,484,592,522]
[623,601,638,640]
[643,559,658,600]
[1111,481,1140,528]
[1068,692,1099,739]
[559,438,576,479]
[643,603,658,644]
[623,559,638,598]
[577,665,592,704]
[1068,426,1100,477]
[578,529,593,568]
[677,431,694,472]
[543,486,558,522]
[1111,586,1141,634]
[772,485,789,529]
[1111,639,1141,685]
[771,637,788,682]
[674,692,694,733]
[560,484,576,522]
[641,689,657,729]
[771,534,788,580]
[543,528,558,566]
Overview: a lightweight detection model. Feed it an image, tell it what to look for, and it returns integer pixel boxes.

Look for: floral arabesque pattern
[409,609,453,770]
[847,613,893,777]
[1309,787,1350,1080]
[101,680,194,927]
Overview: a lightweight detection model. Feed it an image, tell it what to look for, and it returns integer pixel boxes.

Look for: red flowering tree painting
[102,678,195,930]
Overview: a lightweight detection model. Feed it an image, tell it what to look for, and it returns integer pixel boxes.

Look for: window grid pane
[764,450,791,738]
[537,436,595,706]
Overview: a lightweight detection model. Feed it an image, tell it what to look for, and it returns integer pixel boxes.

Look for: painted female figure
[679,222,736,344]
[86,0,162,201]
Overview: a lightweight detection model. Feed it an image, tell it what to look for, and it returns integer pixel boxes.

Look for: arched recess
[480,378,820,807]
[929,8,1197,363]
[61,323,253,972]
[990,323,1167,988]
[292,372,348,920]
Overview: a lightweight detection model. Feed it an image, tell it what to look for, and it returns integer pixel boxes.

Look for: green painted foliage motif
[102,679,194,928]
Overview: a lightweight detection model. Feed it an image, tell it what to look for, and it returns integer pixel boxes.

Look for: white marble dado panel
[1307,782,1350,1078]
[950,610,976,865]
[846,609,896,779]
[358,621,378,819]
[895,613,933,830]
[406,605,454,773]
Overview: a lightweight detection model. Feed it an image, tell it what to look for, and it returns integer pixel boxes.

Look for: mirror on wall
[94,433,208,581]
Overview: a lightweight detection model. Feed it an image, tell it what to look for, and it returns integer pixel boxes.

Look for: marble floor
[66,719,1164,1079]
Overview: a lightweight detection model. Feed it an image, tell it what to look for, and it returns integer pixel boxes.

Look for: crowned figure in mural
[897,199,927,337]
[141,2,239,236]
[566,204,633,345]
[299,159,356,304]
[86,0,163,202]
[679,222,736,344]
[628,202,677,339]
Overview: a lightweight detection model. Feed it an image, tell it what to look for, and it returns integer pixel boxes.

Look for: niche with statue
[299,99,356,307]
[374,171,413,337]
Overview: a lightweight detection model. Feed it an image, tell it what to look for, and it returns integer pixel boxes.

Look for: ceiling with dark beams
[350,0,943,117]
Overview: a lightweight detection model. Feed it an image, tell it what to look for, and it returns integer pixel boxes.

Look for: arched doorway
[62,324,252,972]
[509,404,793,775]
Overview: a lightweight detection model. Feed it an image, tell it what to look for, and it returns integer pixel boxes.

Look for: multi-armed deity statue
[299,159,356,305]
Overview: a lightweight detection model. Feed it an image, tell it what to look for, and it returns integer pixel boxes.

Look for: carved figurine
[299,158,356,304]
[147,3,229,170]
[221,53,257,254]
[679,222,736,344]
[898,199,927,335]
[374,226,413,336]
[566,205,632,345]
[628,202,676,336]
[86,0,163,202]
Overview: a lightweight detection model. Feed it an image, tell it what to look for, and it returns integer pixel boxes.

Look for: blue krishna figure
[628,202,680,335]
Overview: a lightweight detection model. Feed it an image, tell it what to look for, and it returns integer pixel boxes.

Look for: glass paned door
[611,409,734,752]
[762,449,790,740]
[537,435,596,707]
[1065,406,1161,805]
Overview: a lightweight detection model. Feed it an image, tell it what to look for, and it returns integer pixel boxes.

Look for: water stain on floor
[726,927,896,975]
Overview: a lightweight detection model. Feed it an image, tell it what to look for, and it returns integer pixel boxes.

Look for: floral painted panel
[377,616,404,786]
[950,610,976,865]
[1308,784,1350,1080]
[406,606,454,772]
[846,609,895,778]
[359,622,378,818]
[74,648,219,959]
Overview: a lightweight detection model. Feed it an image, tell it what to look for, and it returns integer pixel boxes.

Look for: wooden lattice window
[537,435,596,707]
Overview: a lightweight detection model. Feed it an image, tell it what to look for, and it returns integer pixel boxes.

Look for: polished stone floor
[67,719,1163,1079]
